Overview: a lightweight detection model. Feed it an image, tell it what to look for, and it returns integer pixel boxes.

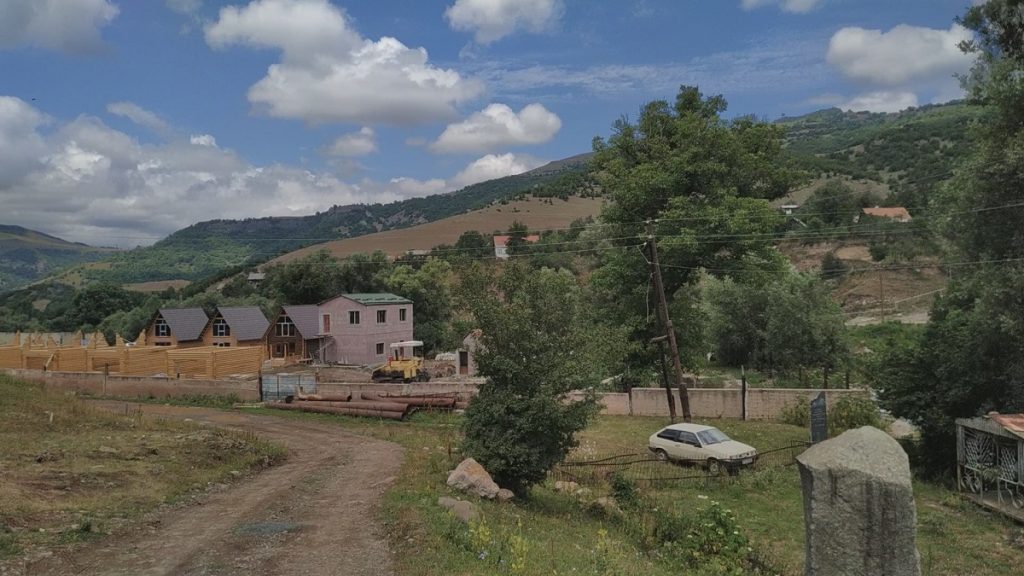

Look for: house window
[349,311,360,325]
[214,342,231,348]
[376,309,387,324]
[276,316,296,337]
[399,308,407,322]
[274,344,284,357]
[322,314,331,333]
[154,342,172,347]
[288,342,296,354]
[155,318,170,337]
[376,342,385,355]
[212,318,230,337]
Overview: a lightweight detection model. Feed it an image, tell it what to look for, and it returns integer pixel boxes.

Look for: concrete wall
[629,387,868,419]
[318,297,414,365]
[1,368,259,401]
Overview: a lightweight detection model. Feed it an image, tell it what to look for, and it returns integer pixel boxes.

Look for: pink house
[315,293,414,365]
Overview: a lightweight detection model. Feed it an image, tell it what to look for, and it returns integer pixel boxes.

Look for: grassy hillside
[0,225,117,292]
[779,101,984,208]
[273,195,604,264]
[63,155,592,286]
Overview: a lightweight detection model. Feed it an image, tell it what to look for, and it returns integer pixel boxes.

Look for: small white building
[493,234,541,259]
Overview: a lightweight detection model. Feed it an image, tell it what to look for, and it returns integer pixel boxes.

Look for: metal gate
[260,373,318,401]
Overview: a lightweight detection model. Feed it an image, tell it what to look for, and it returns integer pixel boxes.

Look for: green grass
[0,375,284,561]
[243,407,1023,576]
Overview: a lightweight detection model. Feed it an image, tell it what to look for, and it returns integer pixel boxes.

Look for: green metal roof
[343,293,412,305]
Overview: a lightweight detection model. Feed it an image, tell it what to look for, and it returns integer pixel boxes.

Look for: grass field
[272,195,605,264]
[0,376,283,561]
[242,407,1024,576]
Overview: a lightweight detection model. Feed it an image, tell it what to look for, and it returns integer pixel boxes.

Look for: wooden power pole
[646,221,693,422]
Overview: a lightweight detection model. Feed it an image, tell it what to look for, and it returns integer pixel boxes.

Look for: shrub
[780,396,810,427]
[828,395,882,436]
[820,251,849,280]
[609,472,639,509]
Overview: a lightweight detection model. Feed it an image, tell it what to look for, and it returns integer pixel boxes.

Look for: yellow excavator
[371,340,431,383]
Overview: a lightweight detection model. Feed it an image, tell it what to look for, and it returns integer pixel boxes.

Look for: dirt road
[21,402,404,576]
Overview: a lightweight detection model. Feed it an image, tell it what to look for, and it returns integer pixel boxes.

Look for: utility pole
[878,268,886,322]
[646,220,693,423]
[651,335,677,422]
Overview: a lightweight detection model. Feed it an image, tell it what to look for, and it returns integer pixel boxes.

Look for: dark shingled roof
[341,293,412,306]
[282,305,320,340]
[217,306,270,342]
[158,308,209,342]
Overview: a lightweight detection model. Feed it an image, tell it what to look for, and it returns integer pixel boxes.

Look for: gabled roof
[338,293,412,306]
[493,234,541,248]
[216,306,270,341]
[862,207,911,219]
[157,308,209,341]
[281,305,320,340]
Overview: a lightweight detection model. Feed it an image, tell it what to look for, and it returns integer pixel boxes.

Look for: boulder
[553,480,579,493]
[797,426,920,576]
[446,458,500,499]
[438,496,480,523]
[496,488,514,502]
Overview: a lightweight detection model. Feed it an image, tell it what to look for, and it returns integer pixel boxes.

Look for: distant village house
[493,234,541,259]
[203,306,270,348]
[146,308,210,348]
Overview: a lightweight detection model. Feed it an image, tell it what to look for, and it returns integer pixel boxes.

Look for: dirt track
[21,402,403,576]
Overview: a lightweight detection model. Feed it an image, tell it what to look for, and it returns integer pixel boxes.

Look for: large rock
[446,458,500,499]
[797,426,920,576]
[496,488,515,502]
[438,496,480,523]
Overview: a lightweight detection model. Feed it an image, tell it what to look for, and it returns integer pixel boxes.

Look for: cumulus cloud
[445,0,563,44]
[0,96,50,188]
[431,103,561,154]
[0,97,543,247]
[827,24,974,87]
[205,0,483,125]
[0,0,118,53]
[452,153,543,187]
[107,102,172,135]
[740,0,821,14]
[324,127,377,157]
[189,134,217,147]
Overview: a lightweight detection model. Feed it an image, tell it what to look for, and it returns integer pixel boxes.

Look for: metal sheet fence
[260,373,318,401]
[552,443,810,488]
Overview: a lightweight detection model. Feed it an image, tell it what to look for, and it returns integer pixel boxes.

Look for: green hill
[779,101,984,207]
[0,225,117,292]
[68,154,593,286]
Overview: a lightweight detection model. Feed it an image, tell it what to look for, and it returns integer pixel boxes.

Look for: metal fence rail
[553,443,810,488]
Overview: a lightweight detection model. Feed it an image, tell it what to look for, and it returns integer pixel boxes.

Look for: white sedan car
[648,423,757,475]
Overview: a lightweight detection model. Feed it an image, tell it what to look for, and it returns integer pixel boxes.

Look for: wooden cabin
[203,306,270,348]
[146,308,209,348]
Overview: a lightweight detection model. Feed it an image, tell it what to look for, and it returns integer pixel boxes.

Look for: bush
[820,251,849,280]
[609,472,639,509]
[780,396,810,427]
[828,395,882,436]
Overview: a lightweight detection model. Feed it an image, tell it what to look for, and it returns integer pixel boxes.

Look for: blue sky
[0,0,979,246]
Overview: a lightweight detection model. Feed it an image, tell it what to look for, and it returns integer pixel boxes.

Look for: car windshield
[696,428,730,445]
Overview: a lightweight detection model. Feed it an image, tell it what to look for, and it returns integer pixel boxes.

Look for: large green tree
[460,263,601,494]
[878,1,1024,475]
[385,258,455,353]
[588,86,797,372]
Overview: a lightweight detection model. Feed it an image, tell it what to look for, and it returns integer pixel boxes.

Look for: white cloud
[205,0,483,125]
[431,103,561,154]
[0,96,49,188]
[107,102,171,135]
[324,127,376,157]
[827,24,974,87]
[838,91,919,113]
[445,0,563,44]
[740,0,821,14]
[190,134,217,147]
[0,0,118,53]
[452,153,543,187]
[0,97,544,247]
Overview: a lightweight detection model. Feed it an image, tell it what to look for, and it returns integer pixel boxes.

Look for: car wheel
[706,458,721,476]
[653,449,669,462]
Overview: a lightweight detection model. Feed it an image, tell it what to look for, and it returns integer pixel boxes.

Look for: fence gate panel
[261,373,317,401]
